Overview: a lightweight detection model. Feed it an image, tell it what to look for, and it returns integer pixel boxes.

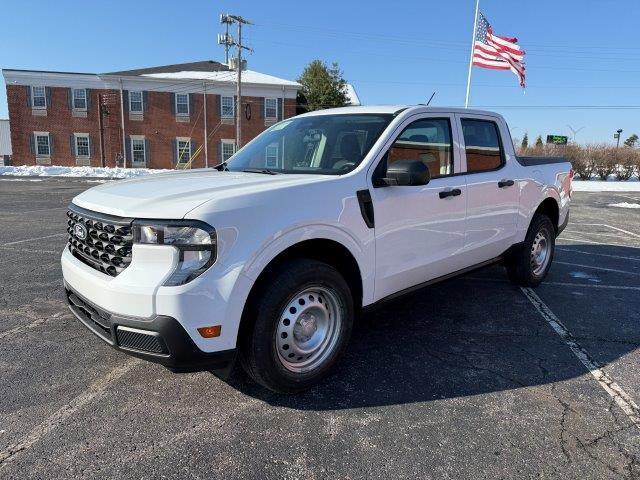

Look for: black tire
[505,213,556,287]
[239,258,354,393]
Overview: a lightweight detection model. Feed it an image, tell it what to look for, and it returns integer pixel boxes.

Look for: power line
[256,21,640,55]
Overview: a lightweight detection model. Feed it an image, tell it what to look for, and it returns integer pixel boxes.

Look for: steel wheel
[530,230,551,276]
[275,286,343,374]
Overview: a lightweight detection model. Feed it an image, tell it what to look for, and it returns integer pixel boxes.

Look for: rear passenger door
[369,114,468,301]
[456,114,519,261]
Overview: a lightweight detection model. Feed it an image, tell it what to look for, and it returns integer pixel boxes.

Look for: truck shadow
[225,244,640,410]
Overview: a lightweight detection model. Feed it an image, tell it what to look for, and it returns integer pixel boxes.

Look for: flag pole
[465,0,480,108]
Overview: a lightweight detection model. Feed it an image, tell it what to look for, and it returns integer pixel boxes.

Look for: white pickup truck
[62,106,572,392]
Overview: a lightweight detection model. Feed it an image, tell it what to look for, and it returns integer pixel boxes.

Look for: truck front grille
[66,206,133,277]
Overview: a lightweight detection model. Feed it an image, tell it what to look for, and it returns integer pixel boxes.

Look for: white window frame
[74,133,90,158]
[264,98,277,120]
[176,137,192,163]
[221,96,234,118]
[221,139,236,161]
[34,131,50,157]
[265,143,279,168]
[129,91,143,113]
[175,93,189,116]
[72,88,87,111]
[32,86,46,109]
[130,135,146,165]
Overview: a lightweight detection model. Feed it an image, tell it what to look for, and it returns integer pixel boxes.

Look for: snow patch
[572,179,640,192]
[608,202,640,209]
[0,165,169,179]
[142,70,301,87]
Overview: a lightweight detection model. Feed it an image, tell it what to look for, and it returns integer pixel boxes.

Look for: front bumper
[64,283,236,372]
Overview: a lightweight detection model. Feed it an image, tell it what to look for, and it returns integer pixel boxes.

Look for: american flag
[473,12,526,87]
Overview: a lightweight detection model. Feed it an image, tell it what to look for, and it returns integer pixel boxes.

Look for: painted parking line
[575,223,640,239]
[563,230,640,241]
[1,233,65,246]
[558,237,638,248]
[0,246,60,255]
[554,261,640,277]
[0,360,138,466]
[521,287,640,430]
[0,207,67,215]
[0,311,66,340]
[556,247,640,263]
[463,276,640,292]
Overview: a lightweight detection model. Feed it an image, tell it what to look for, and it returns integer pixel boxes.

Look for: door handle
[498,179,515,188]
[439,188,462,199]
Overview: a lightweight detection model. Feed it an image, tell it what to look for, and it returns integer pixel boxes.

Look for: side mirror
[381,159,430,186]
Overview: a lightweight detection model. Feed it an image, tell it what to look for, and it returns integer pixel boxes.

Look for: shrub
[512,142,637,181]
[592,146,617,180]
[616,148,638,181]
[566,145,594,180]
[633,149,640,181]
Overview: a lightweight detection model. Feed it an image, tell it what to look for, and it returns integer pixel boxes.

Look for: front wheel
[505,213,556,287]
[239,259,354,393]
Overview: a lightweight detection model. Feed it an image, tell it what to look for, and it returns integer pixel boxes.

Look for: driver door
[368,114,468,301]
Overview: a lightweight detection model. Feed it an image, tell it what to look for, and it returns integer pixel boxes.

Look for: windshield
[226,113,393,175]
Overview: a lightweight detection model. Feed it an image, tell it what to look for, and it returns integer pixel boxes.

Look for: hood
[72,169,327,218]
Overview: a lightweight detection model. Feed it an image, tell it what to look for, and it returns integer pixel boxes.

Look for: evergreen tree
[624,134,638,148]
[521,133,529,150]
[297,60,349,112]
[535,135,544,148]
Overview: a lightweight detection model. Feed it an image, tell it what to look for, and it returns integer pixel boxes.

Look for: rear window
[461,119,504,173]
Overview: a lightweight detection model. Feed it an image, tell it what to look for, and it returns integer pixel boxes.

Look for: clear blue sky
[1,0,638,144]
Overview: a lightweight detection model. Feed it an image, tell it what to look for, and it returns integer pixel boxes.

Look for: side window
[387,118,453,179]
[461,119,504,173]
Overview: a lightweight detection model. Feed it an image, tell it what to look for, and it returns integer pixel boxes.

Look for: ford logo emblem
[74,223,88,240]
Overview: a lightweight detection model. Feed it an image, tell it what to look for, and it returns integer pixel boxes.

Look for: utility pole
[98,94,106,168]
[203,81,208,167]
[218,14,253,150]
[615,129,623,149]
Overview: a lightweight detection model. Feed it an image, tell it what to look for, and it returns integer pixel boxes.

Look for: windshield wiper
[241,168,279,175]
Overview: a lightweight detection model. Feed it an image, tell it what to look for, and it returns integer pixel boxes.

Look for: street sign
[546,135,568,145]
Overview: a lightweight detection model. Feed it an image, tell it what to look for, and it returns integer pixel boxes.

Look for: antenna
[426,91,436,106]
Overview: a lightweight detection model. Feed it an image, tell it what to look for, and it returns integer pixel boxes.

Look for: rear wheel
[239,259,354,393]
[505,213,555,287]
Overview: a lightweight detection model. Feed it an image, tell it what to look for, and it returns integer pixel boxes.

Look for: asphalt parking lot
[0,178,639,479]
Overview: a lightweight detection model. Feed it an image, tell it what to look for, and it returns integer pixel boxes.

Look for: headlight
[133,221,217,286]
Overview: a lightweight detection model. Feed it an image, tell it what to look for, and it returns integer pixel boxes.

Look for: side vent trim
[356,189,375,229]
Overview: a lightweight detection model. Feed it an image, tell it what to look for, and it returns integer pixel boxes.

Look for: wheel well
[535,197,559,232]
[239,239,363,336]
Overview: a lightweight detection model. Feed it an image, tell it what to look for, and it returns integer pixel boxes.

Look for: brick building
[2,61,301,169]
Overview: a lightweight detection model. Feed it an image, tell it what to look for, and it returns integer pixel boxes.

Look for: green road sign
[546,135,568,145]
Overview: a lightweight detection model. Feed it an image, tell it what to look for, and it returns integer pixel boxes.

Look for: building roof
[106,60,301,88]
[0,119,12,156]
[141,69,301,87]
[105,60,230,76]
[344,84,361,106]
[3,60,301,96]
